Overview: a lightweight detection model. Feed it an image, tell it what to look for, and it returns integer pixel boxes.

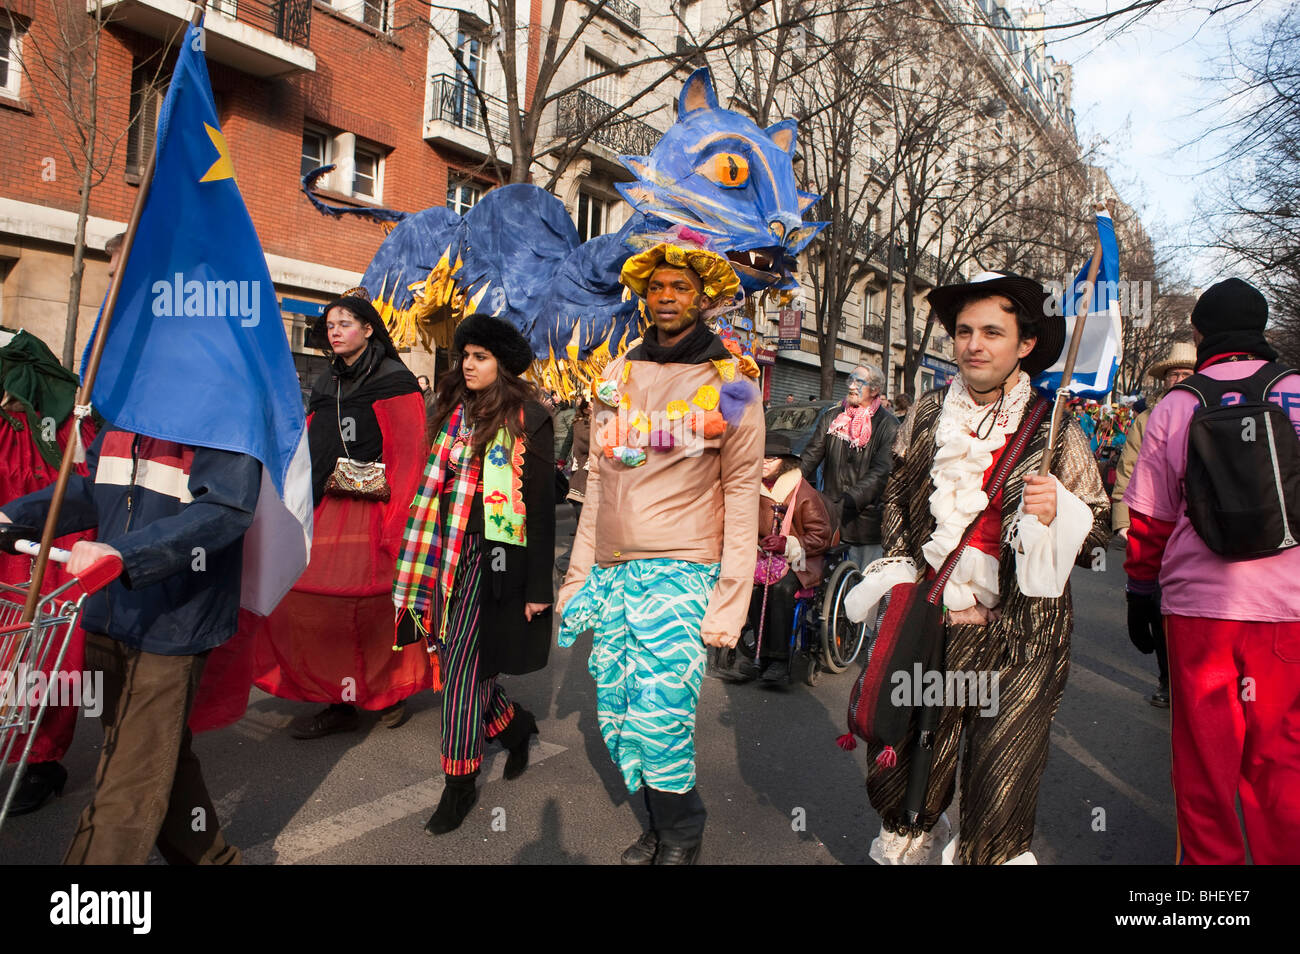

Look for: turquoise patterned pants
[559,559,721,794]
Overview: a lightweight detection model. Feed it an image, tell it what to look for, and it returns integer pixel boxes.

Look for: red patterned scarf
[828,397,881,449]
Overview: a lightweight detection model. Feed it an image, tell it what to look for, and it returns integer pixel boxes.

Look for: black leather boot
[644,786,706,865]
[424,772,479,835]
[497,706,539,781]
[8,761,67,816]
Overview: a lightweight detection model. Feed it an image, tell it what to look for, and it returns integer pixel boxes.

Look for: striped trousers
[866,621,1071,865]
[439,533,516,776]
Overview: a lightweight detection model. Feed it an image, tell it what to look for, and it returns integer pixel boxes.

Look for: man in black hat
[1123,278,1300,864]
[844,271,1110,864]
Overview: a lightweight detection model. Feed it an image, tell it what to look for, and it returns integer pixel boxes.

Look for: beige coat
[557,352,764,640]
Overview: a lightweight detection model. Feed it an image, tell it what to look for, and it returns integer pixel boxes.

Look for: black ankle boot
[499,707,539,781]
[424,773,478,836]
[9,761,68,816]
[642,786,706,864]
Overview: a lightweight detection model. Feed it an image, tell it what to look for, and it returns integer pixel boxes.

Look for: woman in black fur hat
[395,314,555,835]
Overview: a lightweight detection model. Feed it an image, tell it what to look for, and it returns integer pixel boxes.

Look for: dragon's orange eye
[699,153,749,187]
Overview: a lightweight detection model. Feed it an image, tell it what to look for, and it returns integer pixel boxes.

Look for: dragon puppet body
[304,69,826,398]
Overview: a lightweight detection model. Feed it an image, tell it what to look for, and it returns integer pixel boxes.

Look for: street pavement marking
[243,740,566,864]
[1050,724,1171,828]
[1074,642,1159,684]
[1067,661,1171,732]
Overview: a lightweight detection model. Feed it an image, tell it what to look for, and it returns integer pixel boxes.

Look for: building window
[452,18,489,130]
[584,51,617,103]
[456,20,488,87]
[211,0,238,18]
[353,143,381,199]
[447,177,482,215]
[301,128,330,179]
[576,190,607,242]
[328,0,391,32]
[0,24,20,99]
[126,61,167,184]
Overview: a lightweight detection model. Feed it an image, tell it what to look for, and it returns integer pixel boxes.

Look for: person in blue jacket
[0,426,260,864]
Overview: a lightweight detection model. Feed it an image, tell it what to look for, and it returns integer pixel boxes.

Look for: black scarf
[1196,332,1279,369]
[306,339,419,505]
[630,319,730,365]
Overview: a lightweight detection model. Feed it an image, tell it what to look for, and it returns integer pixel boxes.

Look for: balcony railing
[427,73,515,146]
[556,89,661,157]
[595,0,640,30]
[100,0,315,74]
[210,0,311,46]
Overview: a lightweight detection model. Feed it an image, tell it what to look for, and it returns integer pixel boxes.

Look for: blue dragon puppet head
[616,69,825,294]
[320,68,824,397]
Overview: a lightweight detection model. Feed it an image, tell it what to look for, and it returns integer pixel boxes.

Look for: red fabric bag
[843,398,1048,761]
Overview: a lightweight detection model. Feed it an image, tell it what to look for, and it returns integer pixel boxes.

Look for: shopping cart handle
[12,539,123,594]
[12,539,72,563]
[73,554,125,594]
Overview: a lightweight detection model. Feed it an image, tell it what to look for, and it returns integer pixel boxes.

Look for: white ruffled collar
[920,371,1032,606]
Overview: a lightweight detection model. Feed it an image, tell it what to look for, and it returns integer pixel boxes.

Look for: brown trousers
[866,621,1070,865]
[64,632,240,865]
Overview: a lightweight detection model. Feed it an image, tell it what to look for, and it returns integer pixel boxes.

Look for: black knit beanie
[1191,278,1277,367]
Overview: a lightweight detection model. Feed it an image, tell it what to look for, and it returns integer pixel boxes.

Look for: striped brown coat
[882,386,1111,665]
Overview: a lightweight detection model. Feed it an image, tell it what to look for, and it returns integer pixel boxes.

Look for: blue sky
[1040,0,1288,276]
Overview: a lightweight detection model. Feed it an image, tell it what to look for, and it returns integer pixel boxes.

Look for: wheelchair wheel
[820,561,865,673]
[736,618,758,660]
[804,654,821,687]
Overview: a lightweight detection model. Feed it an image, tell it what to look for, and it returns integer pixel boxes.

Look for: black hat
[1191,278,1268,336]
[926,271,1065,378]
[313,291,401,362]
[1190,278,1276,366]
[453,314,534,376]
[764,432,794,458]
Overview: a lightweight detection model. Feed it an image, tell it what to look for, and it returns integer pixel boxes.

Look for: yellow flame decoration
[376,245,466,351]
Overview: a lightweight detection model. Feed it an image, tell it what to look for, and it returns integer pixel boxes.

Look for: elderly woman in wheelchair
[736,433,833,684]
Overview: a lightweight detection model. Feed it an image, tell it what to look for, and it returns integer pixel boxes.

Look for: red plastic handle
[75,554,124,595]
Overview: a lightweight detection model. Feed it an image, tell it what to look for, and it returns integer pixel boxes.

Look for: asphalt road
[0,515,1174,864]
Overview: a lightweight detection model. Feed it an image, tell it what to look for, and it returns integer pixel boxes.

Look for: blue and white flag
[81,19,311,615]
[1033,208,1123,398]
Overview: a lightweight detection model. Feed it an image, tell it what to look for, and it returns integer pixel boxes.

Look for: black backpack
[1172,362,1300,559]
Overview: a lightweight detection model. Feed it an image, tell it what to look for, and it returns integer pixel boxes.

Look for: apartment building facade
[1,0,1126,404]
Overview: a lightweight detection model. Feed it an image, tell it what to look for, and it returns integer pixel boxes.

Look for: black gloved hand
[840,495,859,524]
[1125,587,1162,655]
[0,524,41,556]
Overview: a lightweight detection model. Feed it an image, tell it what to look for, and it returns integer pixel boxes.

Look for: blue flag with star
[81,20,312,614]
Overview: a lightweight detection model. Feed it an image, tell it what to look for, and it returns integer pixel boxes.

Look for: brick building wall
[0,0,460,380]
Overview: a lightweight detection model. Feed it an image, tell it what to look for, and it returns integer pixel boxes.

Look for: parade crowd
[1,241,1296,866]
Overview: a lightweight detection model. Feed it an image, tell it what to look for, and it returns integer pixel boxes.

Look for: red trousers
[1166,614,1300,864]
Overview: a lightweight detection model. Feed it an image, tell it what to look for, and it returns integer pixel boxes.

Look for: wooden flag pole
[1037,200,1113,478]
[18,2,208,624]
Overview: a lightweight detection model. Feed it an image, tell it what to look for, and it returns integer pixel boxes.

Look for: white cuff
[1009,477,1093,598]
[939,548,1001,612]
[844,557,918,624]
[784,534,806,574]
